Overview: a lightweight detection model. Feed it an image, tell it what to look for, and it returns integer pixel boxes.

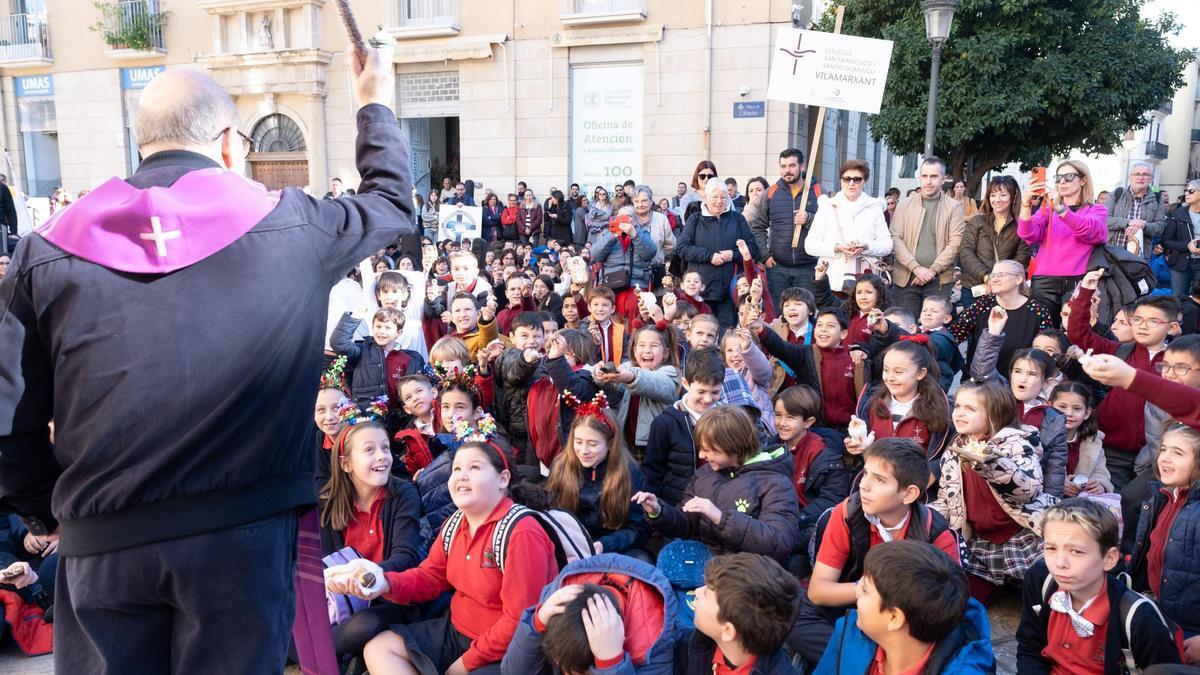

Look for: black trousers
[54,511,298,675]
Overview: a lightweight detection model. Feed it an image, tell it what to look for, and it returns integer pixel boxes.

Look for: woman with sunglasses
[803,159,892,294]
[958,176,1031,306]
[1017,159,1108,319]
[1162,179,1200,298]
[677,160,718,215]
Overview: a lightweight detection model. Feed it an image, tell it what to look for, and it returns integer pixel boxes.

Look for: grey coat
[1104,187,1166,260]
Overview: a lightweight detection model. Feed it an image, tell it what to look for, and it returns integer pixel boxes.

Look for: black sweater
[318,479,423,574]
[0,104,413,554]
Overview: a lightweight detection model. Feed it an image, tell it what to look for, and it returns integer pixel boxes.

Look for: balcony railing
[0,13,51,64]
[1145,141,1169,160]
[389,0,459,37]
[99,0,166,56]
[559,0,647,25]
[1157,100,1173,115]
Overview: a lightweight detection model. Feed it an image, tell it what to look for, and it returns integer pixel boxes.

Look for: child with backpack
[678,553,802,675]
[814,540,994,675]
[792,437,962,665]
[1018,498,1182,673]
[330,306,427,424]
[319,417,422,662]
[501,553,680,675]
[933,378,1057,603]
[329,441,560,675]
[1129,421,1200,663]
[545,402,649,557]
[632,406,800,564]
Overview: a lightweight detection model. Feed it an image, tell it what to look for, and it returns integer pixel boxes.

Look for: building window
[14,74,59,198]
[251,113,307,153]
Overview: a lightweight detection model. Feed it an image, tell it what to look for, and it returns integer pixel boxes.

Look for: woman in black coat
[542,189,574,246]
[674,178,758,327]
[1162,179,1200,298]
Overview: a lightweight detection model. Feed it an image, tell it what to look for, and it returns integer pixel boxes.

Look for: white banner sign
[571,64,643,193]
[767,28,894,115]
[438,204,483,241]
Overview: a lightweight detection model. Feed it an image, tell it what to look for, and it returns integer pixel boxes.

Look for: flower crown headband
[562,391,615,434]
[450,413,509,472]
[427,363,479,394]
[320,355,349,393]
[333,395,389,458]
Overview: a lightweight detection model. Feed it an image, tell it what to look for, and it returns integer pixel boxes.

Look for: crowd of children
[255,189,1200,675]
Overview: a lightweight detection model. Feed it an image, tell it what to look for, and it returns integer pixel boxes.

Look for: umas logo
[735,498,750,513]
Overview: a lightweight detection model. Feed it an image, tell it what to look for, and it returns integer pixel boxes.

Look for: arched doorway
[248,113,309,190]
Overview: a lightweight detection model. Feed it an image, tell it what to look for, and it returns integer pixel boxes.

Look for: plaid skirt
[964,528,1043,586]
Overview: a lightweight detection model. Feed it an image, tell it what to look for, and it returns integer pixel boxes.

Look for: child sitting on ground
[679,553,802,675]
[814,540,994,674]
[632,406,800,564]
[1018,498,1182,673]
[792,437,962,665]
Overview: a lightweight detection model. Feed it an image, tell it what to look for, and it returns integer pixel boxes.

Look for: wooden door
[250,159,310,191]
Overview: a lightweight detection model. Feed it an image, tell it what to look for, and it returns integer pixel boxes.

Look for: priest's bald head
[133,69,247,174]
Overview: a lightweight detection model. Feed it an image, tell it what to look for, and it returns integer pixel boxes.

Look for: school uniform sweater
[1067,288,1164,453]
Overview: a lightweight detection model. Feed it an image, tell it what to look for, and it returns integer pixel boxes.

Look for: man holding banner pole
[751,148,822,307]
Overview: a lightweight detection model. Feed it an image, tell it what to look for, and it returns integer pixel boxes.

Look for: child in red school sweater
[852,340,951,461]
[1068,270,1179,490]
[327,441,559,675]
[754,309,867,430]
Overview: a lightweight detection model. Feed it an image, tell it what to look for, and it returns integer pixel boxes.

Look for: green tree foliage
[818,0,1193,191]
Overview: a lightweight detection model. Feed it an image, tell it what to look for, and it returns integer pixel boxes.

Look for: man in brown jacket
[889,156,965,317]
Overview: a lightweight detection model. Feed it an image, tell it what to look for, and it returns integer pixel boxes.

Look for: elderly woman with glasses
[949,258,1056,376]
[803,158,892,294]
[675,177,757,327]
[1162,178,1200,298]
[1017,159,1108,319]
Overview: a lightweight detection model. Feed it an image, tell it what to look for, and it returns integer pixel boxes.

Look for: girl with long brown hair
[317,415,422,660]
[546,397,649,558]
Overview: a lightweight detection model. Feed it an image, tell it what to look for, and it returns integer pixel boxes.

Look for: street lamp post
[922,0,959,158]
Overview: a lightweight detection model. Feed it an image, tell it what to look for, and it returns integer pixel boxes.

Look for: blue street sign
[14,75,53,98]
[122,66,166,90]
[733,101,765,118]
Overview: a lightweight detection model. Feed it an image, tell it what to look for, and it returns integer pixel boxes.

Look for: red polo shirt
[344,489,386,564]
[712,647,756,675]
[1041,579,1109,675]
[815,501,962,570]
[382,497,558,671]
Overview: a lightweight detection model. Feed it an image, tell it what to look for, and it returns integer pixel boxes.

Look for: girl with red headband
[339,440,558,675]
[546,395,650,560]
[318,416,422,664]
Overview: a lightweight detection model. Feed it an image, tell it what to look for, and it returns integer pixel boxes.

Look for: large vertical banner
[570,64,643,192]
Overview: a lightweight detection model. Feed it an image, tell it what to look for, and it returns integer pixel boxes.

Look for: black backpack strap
[440,510,466,557]
[844,494,870,581]
[1118,587,1171,674]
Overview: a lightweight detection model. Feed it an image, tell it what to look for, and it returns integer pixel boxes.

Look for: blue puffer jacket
[595,227,658,289]
[1130,480,1200,633]
[501,553,679,675]
[813,597,994,675]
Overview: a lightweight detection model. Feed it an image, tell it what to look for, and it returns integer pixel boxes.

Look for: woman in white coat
[804,159,893,294]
